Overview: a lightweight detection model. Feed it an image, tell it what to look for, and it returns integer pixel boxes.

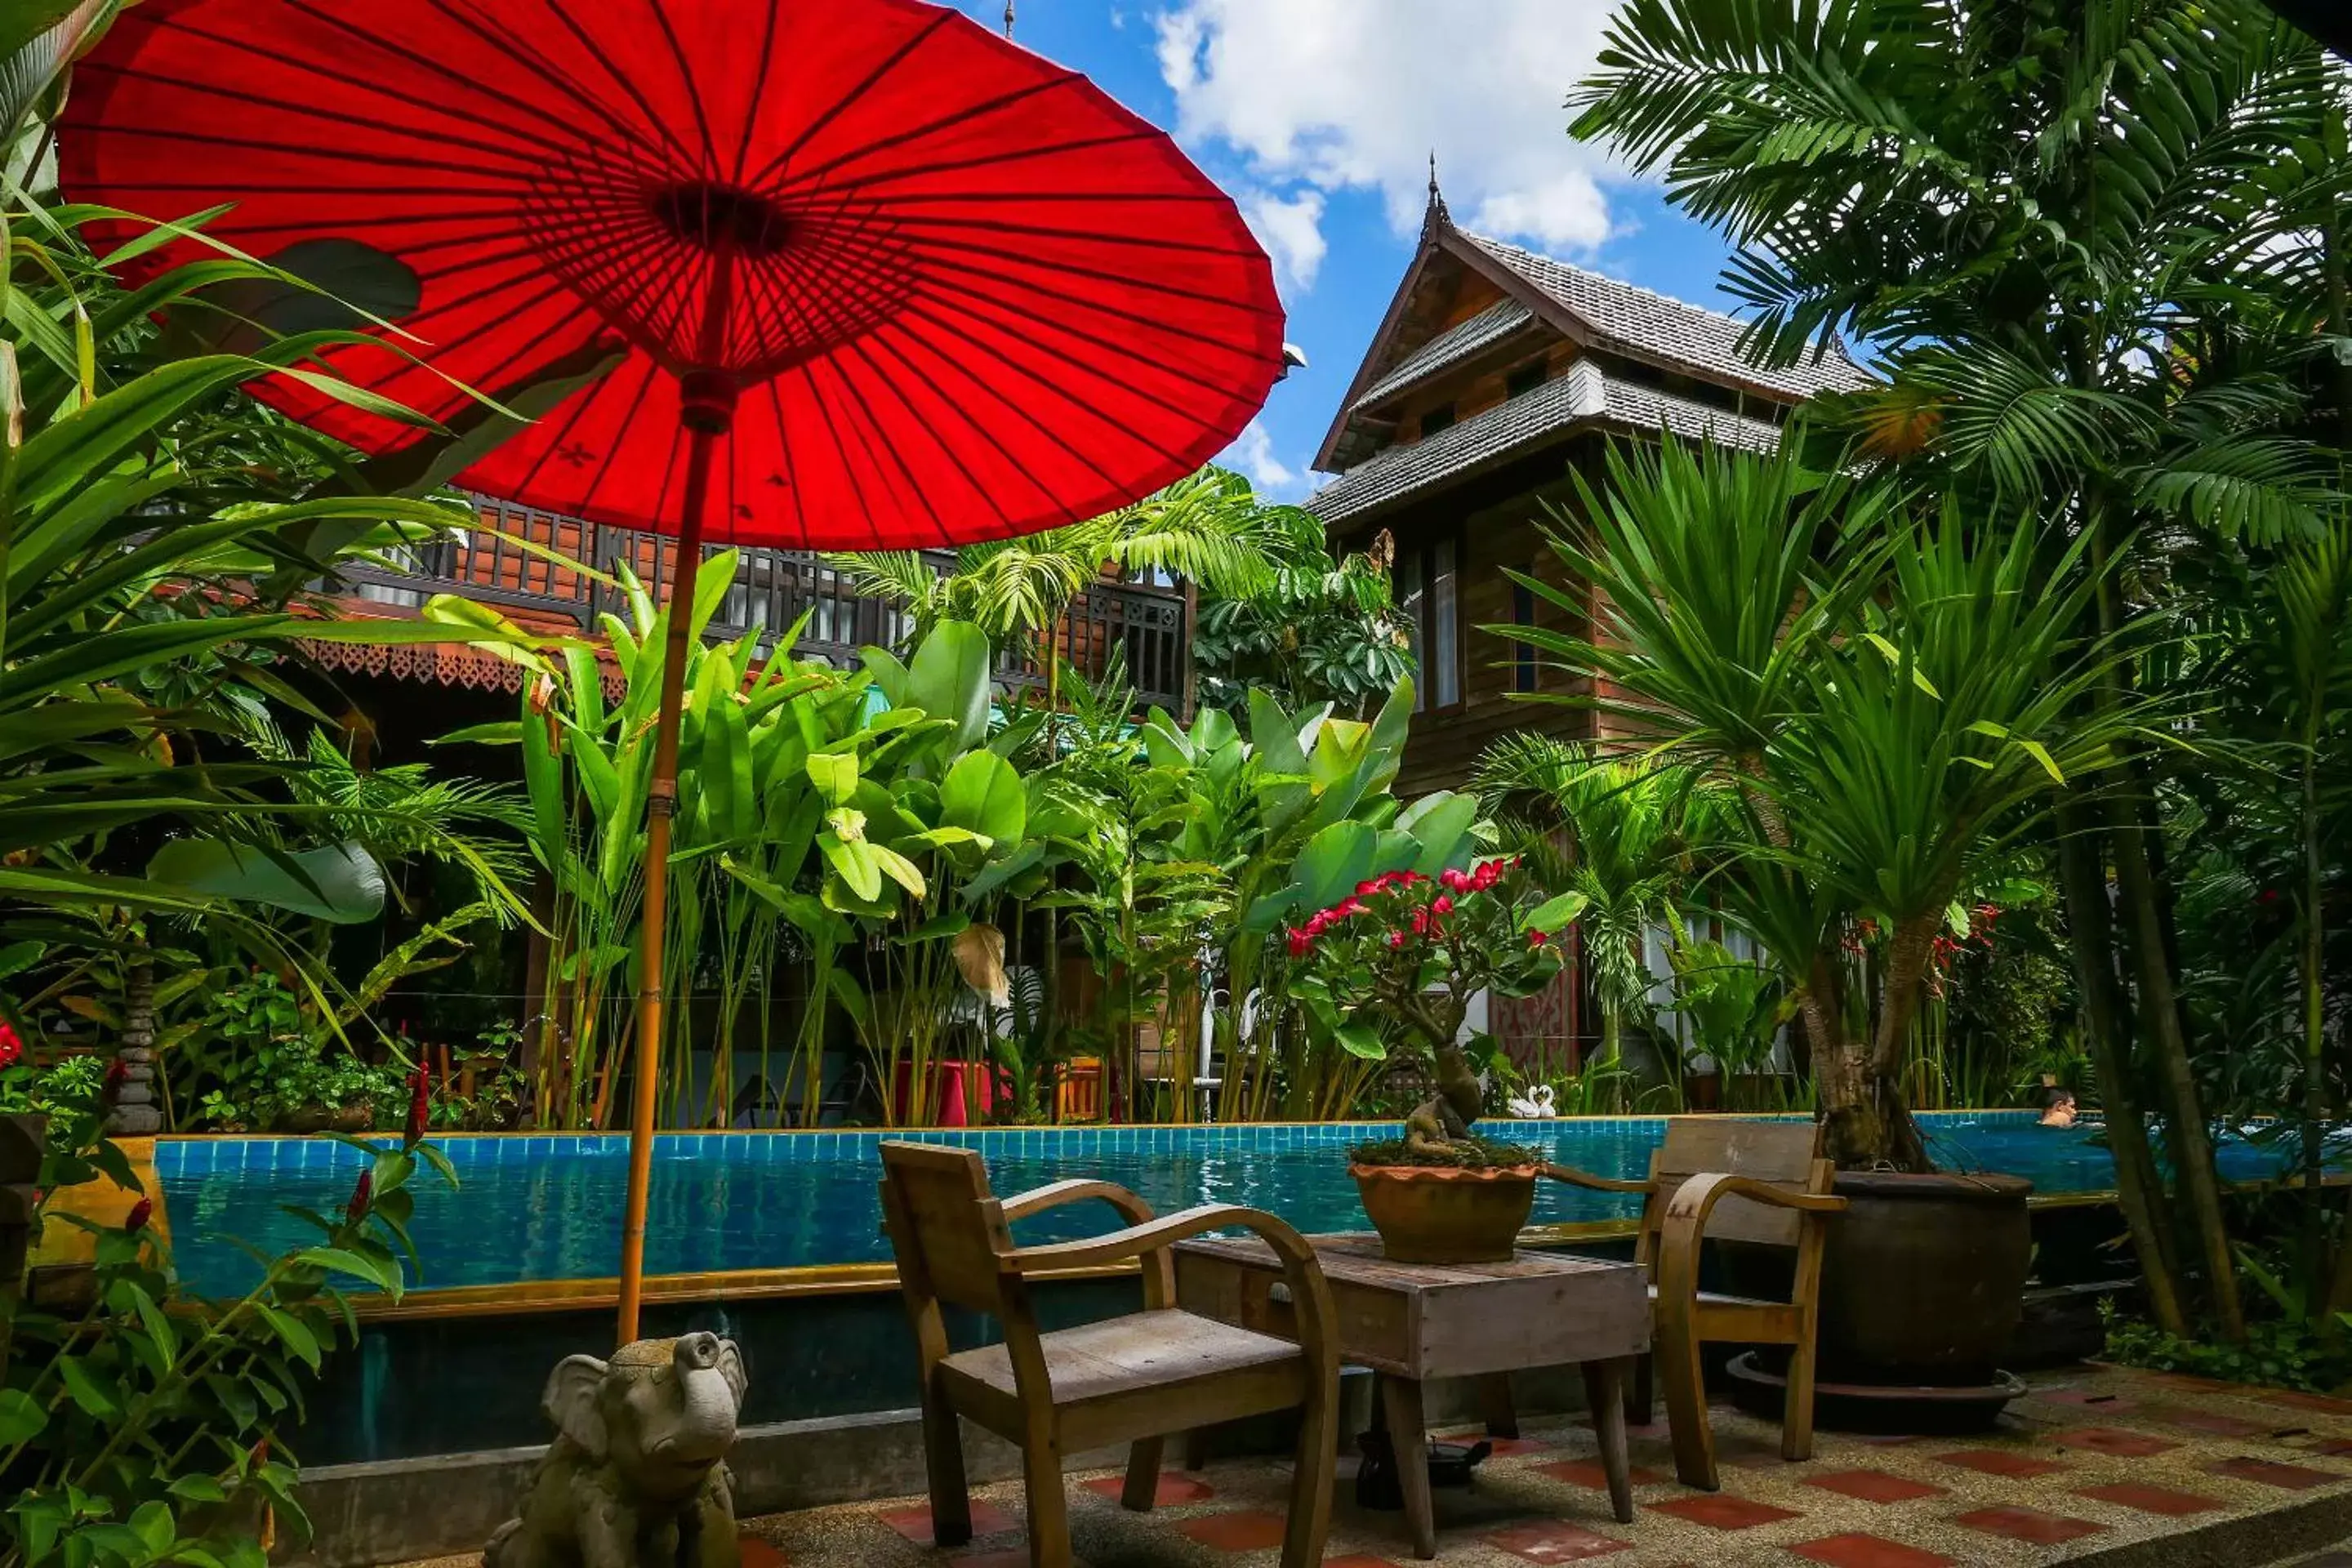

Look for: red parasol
[64,0,1282,1342]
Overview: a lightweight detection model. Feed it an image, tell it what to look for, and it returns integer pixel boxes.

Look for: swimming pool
[153,1112,2326,1299]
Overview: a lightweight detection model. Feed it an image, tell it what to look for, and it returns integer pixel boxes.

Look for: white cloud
[1223,418,1300,497]
[1241,189,1329,292]
[1155,0,1633,283]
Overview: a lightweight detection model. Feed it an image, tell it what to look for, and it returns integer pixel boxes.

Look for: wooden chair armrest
[1655,1172,1846,1307]
[1542,1162,1654,1195]
[1007,1205,1339,1379]
[1000,1178,1156,1227]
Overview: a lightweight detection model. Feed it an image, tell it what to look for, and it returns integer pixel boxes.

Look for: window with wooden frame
[1510,575,1539,693]
[1395,535,1462,711]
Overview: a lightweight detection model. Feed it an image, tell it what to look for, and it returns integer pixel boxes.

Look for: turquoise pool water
[153,1113,2324,1299]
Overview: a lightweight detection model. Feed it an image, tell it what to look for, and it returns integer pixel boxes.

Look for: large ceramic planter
[1352,1163,1538,1264]
[1731,1166,2034,1432]
[1817,1169,2034,1385]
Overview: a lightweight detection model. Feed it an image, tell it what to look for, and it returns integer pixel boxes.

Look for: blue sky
[942,0,1740,500]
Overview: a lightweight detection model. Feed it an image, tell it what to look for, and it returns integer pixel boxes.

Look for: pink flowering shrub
[1284,856,1568,1067]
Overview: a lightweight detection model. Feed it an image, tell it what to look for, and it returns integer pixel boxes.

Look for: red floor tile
[2269,1389,2352,1415]
[2207,1456,2342,1490]
[1535,1459,1667,1490]
[1953,1506,2109,1545]
[1802,1469,1946,1503]
[1932,1448,2070,1478]
[1650,1494,1804,1530]
[737,1541,787,1568]
[2308,1437,2352,1456]
[1483,1521,1633,1562]
[2145,1405,2270,1437]
[2040,1387,2136,1410]
[1176,1511,1289,1551]
[877,1501,1018,1546]
[2075,1481,2226,1517]
[1080,1472,1215,1506]
[2049,1426,2180,1457]
[2141,1371,2239,1393]
[1788,1535,1955,1568]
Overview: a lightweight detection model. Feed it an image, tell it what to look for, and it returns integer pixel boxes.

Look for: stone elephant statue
[488,1333,748,1568]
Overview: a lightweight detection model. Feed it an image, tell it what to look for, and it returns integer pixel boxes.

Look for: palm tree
[1503,442,2155,1178]
[1565,0,2338,1340]
[830,465,1315,669]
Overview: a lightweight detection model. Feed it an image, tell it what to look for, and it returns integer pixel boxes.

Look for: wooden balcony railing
[334,494,1191,714]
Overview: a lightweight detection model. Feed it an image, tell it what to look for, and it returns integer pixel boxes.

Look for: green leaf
[1335,1022,1388,1061]
[905,620,993,753]
[0,1387,47,1444]
[167,1476,228,1504]
[806,750,859,806]
[1523,891,1590,933]
[145,840,386,924]
[938,750,1026,842]
[257,1303,322,1370]
[55,1354,118,1419]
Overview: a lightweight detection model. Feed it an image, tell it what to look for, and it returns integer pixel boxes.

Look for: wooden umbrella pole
[617,251,737,1347]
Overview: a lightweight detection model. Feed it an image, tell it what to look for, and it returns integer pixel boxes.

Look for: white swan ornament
[1508,1084,1558,1120]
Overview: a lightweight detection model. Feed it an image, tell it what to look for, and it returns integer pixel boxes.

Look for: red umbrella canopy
[61,0,1284,549]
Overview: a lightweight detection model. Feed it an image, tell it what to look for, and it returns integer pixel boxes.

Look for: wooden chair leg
[1580,1359,1636,1524]
[1120,1435,1166,1512]
[1182,1427,1211,1471]
[1624,1349,1655,1427]
[1655,1312,1718,1492]
[1782,1322,1820,1463]
[1279,1368,1338,1568]
[1379,1374,1438,1561]
[1480,1372,1521,1441]
[1022,1433,1072,1568]
[918,1388,972,1548]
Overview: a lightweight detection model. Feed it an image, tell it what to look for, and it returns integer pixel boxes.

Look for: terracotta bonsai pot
[1817,1169,2034,1385]
[1351,1163,1538,1264]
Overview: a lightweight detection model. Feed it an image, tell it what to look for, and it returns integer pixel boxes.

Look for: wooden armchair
[1548,1119,1846,1491]
[879,1142,1339,1568]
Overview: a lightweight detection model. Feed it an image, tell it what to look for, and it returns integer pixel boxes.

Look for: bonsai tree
[1281,849,1568,1164]
[1503,441,2153,1169]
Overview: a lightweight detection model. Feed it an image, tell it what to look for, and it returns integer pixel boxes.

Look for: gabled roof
[1350,298,1537,414]
[1306,359,1782,528]
[1312,183,1871,479]
[1458,231,1871,403]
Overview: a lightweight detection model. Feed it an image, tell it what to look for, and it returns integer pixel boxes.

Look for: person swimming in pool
[2038,1086,2078,1129]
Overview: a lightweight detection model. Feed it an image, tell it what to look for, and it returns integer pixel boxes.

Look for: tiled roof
[1460,230,1871,401]
[1351,298,1537,413]
[1307,361,1783,527]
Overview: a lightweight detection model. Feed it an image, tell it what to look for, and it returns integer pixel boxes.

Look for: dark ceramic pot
[1816,1169,2034,1384]
[1352,1163,1538,1264]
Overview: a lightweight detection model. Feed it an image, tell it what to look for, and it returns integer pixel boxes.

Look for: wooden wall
[1336,437,1605,798]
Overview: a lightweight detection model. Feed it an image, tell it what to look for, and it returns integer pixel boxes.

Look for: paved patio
[735,1365,2352,1566]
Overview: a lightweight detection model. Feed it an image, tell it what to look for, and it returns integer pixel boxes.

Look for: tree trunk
[2054,804,2189,1337]
[2107,790,2244,1339]
[104,945,163,1136]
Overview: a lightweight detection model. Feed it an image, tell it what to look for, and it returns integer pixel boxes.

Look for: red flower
[1528,929,1548,948]
[1356,879,1382,897]
[2259,889,2283,906]
[124,1197,152,1234]
[1441,868,1472,893]
[1335,898,1368,919]
[1387,932,1405,948]
[0,1023,24,1071]
[403,1066,431,1148]
[1410,909,1430,935]
[1285,927,1316,959]
[1432,894,1454,915]
[345,1169,373,1226]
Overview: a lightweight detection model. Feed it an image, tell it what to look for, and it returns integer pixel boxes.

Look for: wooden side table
[1174,1233,1650,1560]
